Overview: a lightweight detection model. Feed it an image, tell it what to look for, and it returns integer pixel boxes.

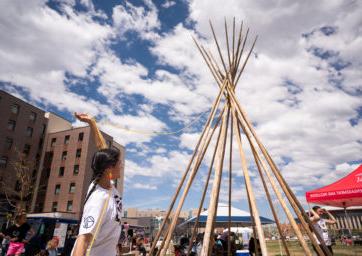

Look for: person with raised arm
[71,113,123,256]
[310,206,336,255]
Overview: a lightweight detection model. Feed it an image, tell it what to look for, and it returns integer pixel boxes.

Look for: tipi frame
[149,19,332,256]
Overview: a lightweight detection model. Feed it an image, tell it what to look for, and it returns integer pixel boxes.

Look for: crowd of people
[117,223,147,256]
[171,231,260,256]
[0,211,60,256]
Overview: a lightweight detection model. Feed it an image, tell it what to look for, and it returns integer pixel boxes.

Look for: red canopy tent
[306,164,362,208]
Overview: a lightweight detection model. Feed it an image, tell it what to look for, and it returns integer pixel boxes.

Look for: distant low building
[124,208,189,219]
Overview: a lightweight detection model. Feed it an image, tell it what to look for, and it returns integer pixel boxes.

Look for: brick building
[0,90,125,219]
[0,90,48,212]
[33,126,124,217]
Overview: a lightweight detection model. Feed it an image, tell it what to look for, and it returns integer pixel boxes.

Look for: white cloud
[150,24,218,102]
[112,0,160,40]
[132,183,157,190]
[173,0,362,192]
[125,150,190,178]
[98,110,168,145]
[162,1,176,9]
[180,132,200,150]
[93,49,211,117]
[1,0,361,209]
[0,0,112,114]
[155,147,168,154]
[0,0,169,146]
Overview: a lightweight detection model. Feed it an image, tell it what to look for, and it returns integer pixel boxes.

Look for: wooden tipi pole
[149,81,227,255]
[227,110,233,256]
[251,146,291,256]
[186,112,225,256]
[231,108,268,256]
[160,83,230,255]
[226,83,329,256]
[200,106,230,256]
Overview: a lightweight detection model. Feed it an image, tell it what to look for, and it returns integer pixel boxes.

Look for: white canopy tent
[178,203,274,228]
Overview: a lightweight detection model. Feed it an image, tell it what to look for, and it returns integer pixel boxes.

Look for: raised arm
[309,208,320,223]
[74,113,107,150]
[324,209,337,224]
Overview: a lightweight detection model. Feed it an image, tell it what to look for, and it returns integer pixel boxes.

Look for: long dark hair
[78,147,120,228]
[84,147,120,203]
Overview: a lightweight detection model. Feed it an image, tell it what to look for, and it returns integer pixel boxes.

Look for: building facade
[0,90,125,219]
[124,208,189,219]
[35,126,125,217]
[0,90,48,212]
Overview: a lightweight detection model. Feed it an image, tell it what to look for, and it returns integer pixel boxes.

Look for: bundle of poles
[149,18,332,256]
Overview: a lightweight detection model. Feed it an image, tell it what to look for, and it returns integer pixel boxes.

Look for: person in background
[190,233,203,256]
[35,250,49,256]
[248,236,261,256]
[310,206,337,255]
[136,237,146,256]
[46,237,59,256]
[0,223,10,256]
[4,212,31,256]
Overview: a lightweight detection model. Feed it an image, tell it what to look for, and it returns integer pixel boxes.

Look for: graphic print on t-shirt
[73,184,123,256]
[6,223,31,242]
[12,230,20,237]
[114,194,122,222]
[83,216,95,229]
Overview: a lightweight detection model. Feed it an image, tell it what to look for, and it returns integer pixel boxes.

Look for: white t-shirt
[313,218,331,246]
[72,183,122,256]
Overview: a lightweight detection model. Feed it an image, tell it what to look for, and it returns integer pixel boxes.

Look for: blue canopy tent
[178,203,274,228]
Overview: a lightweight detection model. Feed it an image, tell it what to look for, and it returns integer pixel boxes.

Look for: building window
[26,127,33,137]
[23,144,31,156]
[41,124,46,135]
[5,137,13,150]
[69,183,76,193]
[30,112,37,122]
[64,135,70,145]
[46,168,51,178]
[11,104,20,114]
[67,201,73,212]
[73,165,79,175]
[14,180,21,191]
[76,149,81,158]
[38,138,43,148]
[59,167,64,177]
[52,202,58,212]
[78,132,84,142]
[7,120,16,131]
[54,184,61,195]
[51,138,56,147]
[61,151,67,161]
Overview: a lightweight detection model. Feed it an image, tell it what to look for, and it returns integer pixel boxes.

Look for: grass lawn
[266,240,362,256]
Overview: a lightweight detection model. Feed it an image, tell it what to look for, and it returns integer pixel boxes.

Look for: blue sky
[0,0,361,219]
